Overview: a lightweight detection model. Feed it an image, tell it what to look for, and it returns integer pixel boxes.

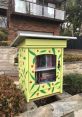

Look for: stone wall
[64,61,82,75]
[0,47,18,77]
[0,47,17,64]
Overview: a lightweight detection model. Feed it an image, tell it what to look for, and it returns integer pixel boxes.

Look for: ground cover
[64,74,82,95]
[0,75,27,117]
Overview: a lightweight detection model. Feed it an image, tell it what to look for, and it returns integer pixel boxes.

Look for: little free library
[11,33,76,102]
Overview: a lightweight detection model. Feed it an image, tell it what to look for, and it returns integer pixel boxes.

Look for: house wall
[8,15,60,43]
[0,0,64,43]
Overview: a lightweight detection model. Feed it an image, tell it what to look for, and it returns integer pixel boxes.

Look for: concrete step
[56,91,71,100]
[16,94,82,117]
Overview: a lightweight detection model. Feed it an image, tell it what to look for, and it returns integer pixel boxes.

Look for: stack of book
[35,54,56,84]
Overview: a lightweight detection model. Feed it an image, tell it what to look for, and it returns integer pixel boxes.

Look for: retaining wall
[0,47,18,77]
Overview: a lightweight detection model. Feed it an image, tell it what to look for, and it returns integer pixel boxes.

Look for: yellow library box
[11,33,76,102]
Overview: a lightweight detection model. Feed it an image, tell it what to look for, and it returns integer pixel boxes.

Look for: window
[35,54,56,84]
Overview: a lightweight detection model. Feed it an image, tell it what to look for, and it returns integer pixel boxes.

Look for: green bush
[0,75,27,117]
[0,28,8,46]
[64,74,82,95]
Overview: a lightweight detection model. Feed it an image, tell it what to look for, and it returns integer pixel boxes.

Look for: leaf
[25,71,28,77]
[52,48,55,54]
[22,80,25,84]
[47,83,51,87]
[55,82,60,86]
[23,68,25,74]
[40,50,46,53]
[30,84,35,91]
[52,87,54,93]
[29,49,36,56]
[20,73,23,78]
[33,57,36,64]
[30,86,40,98]
[19,54,21,57]
[40,90,46,94]
[30,73,35,80]
[23,57,26,60]
[58,54,61,60]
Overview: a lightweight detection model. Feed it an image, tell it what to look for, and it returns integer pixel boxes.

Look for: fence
[67,36,82,49]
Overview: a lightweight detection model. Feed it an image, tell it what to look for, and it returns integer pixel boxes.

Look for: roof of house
[11,32,77,47]
[0,0,9,9]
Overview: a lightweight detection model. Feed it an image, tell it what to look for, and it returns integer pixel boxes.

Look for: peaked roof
[0,0,9,9]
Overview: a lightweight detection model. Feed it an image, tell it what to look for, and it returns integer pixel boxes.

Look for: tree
[61,0,82,36]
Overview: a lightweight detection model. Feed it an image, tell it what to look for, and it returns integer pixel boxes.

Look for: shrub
[0,28,8,46]
[0,75,27,117]
[64,74,82,95]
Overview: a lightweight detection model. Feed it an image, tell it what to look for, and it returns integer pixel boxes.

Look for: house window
[35,54,56,84]
[0,16,7,28]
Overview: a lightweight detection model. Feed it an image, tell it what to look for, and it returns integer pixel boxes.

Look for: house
[0,0,66,43]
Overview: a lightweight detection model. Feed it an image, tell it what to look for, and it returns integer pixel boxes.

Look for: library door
[28,48,63,100]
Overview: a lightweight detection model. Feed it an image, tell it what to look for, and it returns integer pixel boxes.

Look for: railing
[0,1,8,9]
[15,1,65,21]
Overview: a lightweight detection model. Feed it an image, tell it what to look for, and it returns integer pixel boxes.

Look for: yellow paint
[17,38,67,102]
[19,39,67,48]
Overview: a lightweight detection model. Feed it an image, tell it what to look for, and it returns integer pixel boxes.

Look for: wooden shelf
[35,67,56,72]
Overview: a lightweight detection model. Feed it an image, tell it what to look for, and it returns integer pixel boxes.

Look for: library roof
[11,32,77,47]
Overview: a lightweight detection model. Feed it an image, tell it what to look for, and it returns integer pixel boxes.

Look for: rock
[0,71,5,75]
[15,94,82,117]
[56,91,71,100]
[27,105,54,117]
[74,109,82,117]
[63,112,74,117]
[27,102,37,111]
